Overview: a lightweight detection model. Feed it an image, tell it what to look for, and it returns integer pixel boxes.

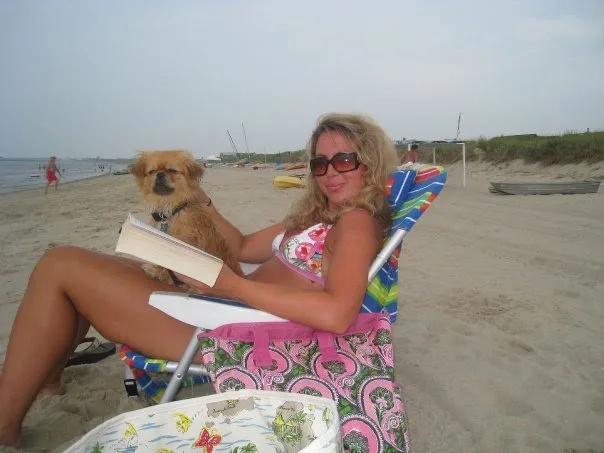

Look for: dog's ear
[129,153,147,178]
[183,156,204,181]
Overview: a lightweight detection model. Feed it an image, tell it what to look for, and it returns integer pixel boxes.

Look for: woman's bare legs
[37,319,90,396]
[38,255,145,396]
[0,247,194,446]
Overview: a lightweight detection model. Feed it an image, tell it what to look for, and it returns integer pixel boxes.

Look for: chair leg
[122,363,140,397]
[160,327,205,403]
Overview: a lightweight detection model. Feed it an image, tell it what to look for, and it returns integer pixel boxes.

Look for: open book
[115,214,224,287]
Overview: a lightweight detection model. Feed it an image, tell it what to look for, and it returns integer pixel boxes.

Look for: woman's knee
[33,246,91,278]
[40,246,83,264]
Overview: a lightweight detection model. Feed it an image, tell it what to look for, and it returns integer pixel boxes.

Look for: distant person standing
[45,156,62,194]
[401,143,420,165]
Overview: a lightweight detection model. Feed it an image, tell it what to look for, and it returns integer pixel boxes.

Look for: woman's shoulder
[338,208,378,225]
[323,210,381,258]
[332,209,381,239]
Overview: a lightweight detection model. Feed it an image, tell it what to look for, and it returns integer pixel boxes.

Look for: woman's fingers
[173,265,237,298]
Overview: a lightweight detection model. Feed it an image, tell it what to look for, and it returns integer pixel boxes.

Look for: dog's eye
[166,169,178,174]
[147,169,156,175]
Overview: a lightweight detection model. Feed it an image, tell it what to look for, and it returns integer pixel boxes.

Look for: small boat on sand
[285,163,307,171]
[489,180,600,195]
[273,175,305,188]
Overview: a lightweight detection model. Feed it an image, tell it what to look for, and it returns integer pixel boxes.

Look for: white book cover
[115,214,223,287]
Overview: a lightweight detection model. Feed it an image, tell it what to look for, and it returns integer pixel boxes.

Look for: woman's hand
[174,264,238,298]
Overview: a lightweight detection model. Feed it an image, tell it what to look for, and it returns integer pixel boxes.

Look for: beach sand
[0,162,603,452]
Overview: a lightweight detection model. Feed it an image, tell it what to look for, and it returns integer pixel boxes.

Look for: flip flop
[65,337,117,367]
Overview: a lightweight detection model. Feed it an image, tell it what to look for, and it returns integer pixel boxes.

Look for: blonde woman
[0,113,398,447]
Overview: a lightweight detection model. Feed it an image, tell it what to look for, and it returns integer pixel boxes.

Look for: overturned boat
[489,180,600,195]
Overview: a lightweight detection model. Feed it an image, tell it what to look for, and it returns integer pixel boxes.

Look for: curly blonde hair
[284,113,398,234]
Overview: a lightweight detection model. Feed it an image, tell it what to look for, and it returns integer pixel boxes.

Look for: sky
[0,0,603,159]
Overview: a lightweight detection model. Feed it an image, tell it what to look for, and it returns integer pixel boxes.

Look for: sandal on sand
[66,337,116,367]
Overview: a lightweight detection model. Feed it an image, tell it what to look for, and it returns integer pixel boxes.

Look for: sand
[0,162,603,452]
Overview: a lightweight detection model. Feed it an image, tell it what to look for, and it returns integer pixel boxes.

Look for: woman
[0,113,398,447]
[44,156,61,194]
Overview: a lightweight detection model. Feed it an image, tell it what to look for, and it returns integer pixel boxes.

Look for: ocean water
[0,158,130,194]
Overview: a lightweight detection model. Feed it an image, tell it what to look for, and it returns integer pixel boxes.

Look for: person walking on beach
[44,156,61,194]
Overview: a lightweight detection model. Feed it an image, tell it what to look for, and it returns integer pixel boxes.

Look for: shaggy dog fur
[129,150,242,291]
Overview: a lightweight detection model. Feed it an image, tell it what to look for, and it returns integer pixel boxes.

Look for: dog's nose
[156,172,166,180]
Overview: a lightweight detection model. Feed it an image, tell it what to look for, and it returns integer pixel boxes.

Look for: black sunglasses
[309,152,361,176]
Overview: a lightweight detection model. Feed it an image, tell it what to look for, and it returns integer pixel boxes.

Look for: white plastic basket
[64,389,342,452]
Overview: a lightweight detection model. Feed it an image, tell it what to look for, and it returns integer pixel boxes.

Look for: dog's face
[129,150,204,209]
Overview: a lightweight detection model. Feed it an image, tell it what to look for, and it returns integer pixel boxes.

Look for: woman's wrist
[215,266,242,299]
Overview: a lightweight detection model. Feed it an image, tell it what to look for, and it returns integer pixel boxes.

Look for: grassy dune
[403,130,604,166]
[219,130,603,167]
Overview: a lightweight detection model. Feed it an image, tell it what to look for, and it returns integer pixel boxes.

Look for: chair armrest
[149,291,286,329]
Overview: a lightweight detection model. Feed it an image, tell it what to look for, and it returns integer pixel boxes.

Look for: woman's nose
[325,162,339,176]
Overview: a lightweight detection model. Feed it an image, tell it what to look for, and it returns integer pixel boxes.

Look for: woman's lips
[326,183,345,192]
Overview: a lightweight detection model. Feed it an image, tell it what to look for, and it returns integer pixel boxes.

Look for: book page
[127,214,218,258]
[116,214,223,287]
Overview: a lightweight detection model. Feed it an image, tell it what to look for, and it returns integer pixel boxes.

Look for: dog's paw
[143,264,176,286]
[182,283,203,295]
[141,262,158,278]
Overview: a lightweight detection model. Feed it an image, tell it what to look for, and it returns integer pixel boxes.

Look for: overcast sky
[1,0,603,159]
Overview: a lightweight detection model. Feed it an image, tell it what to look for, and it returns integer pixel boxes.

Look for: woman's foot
[37,380,61,398]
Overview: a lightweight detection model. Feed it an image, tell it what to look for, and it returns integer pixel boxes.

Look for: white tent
[205,155,221,162]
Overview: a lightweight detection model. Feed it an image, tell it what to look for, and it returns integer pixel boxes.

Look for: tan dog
[129,150,242,291]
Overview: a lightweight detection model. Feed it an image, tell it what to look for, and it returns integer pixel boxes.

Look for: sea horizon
[0,156,134,162]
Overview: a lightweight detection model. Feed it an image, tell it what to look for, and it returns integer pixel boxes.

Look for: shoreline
[0,172,115,197]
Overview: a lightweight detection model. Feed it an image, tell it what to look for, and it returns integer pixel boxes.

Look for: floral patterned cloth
[64,390,342,453]
[198,314,410,453]
[275,222,333,285]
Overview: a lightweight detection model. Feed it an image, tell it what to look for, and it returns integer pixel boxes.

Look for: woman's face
[314,131,366,209]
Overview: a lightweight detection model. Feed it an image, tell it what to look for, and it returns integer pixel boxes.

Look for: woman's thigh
[45,247,196,361]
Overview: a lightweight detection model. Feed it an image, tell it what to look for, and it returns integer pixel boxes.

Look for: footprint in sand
[0,268,19,276]
[506,338,535,354]
[443,289,532,335]
[492,384,535,417]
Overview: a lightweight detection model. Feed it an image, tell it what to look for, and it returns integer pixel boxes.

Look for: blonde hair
[284,113,398,234]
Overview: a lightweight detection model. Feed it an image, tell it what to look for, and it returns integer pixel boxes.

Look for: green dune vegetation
[410,130,604,166]
[217,130,603,167]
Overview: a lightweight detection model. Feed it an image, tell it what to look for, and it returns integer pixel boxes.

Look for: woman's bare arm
[196,209,381,333]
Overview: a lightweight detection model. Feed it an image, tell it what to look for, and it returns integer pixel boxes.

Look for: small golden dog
[129,150,242,291]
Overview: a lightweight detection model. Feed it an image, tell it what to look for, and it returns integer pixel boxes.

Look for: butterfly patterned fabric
[198,313,409,453]
[64,390,342,453]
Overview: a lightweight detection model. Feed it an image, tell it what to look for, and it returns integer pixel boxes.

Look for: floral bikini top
[274,223,333,285]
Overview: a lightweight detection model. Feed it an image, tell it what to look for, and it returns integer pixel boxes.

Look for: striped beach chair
[119,165,447,403]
